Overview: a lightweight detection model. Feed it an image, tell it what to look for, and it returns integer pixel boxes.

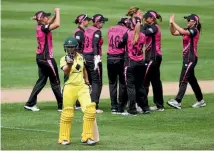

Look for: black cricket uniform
[175,27,203,103]
[84,29,103,109]
[25,24,63,109]
[141,23,164,109]
[107,24,129,112]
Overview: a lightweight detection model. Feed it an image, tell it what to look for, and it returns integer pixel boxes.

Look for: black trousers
[107,58,127,112]
[85,61,103,109]
[175,58,203,103]
[25,57,62,108]
[144,55,164,108]
[125,60,149,114]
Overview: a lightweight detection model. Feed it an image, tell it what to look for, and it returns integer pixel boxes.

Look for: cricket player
[24,8,62,111]
[118,17,150,115]
[168,14,206,109]
[142,10,164,111]
[83,14,108,113]
[58,37,96,145]
[107,18,129,114]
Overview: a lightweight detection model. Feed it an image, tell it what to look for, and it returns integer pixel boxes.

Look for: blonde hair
[126,7,139,17]
[132,22,141,45]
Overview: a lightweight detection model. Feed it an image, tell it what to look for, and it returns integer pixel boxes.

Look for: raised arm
[47,15,56,24]
[169,14,181,36]
[49,8,60,31]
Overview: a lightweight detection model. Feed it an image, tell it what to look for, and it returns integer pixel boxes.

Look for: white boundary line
[1,126,57,133]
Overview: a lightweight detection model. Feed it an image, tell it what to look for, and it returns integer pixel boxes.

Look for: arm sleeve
[92,30,101,56]
[188,28,198,37]
[60,56,67,69]
[141,25,158,36]
[75,31,84,50]
[118,33,128,48]
[41,24,51,33]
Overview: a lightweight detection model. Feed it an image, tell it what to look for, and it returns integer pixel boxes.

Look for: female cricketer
[58,37,97,145]
[73,14,92,109]
[142,10,164,111]
[24,8,62,112]
[83,14,108,113]
[168,14,206,109]
[107,18,129,114]
[118,17,150,115]
[126,7,143,22]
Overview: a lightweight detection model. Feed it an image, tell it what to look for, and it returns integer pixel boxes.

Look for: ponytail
[133,22,141,45]
[197,22,202,33]
[126,7,139,17]
[32,16,37,21]
[156,14,162,22]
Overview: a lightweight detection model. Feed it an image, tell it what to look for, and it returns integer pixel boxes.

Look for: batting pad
[58,107,74,144]
[82,103,96,141]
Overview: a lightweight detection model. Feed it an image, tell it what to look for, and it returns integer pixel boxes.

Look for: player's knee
[84,103,96,121]
[61,107,74,122]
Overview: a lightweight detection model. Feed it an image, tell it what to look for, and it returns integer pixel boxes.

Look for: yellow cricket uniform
[60,53,92,112]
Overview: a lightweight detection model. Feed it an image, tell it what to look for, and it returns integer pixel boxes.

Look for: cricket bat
[93,118,100,142]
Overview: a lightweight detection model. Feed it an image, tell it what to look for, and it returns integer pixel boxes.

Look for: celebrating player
[168,14,206,109]
[118,17,150,115]
[83,14,108,113]
[73,14,92,109]
[58,37,97,145]
[24,8,62,112]
[142,10,164,111]
[107,18,129,114]
[126,6,143,22]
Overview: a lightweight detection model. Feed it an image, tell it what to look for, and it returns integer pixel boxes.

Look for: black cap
[74,14,92,24]
[130,17,141,26]
[118,17,129,26]
[34,11,51,21]
[92,14,108,23]
[184,14,199,23]
[143,10,157,19]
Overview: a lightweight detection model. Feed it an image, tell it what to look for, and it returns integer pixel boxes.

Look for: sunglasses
[187,19,195,22]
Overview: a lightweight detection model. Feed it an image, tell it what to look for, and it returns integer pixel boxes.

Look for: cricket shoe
[24,105,40,111]
[75,106,81,110]
[58,104,63,112]
[96,109,103,114]
[192,100,206,108]
[150,106,165,112]
[121,111,137,116]
[167,99,181,109]
[111,109,118,114]
[59,140,70,145]
[81,139,96,146]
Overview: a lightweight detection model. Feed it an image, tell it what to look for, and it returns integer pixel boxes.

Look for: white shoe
[136,104,143,113]
[167,99,181,109]
[75,106,81,110]
[96,109,103,114]
[150,106,165,112]
[121,111,137,116]
[81,139,96,146]
[192,100,206,108]
[111,109,117,114]
[150,106,158,111]
[60,140,70,145]
[57,109,62,112]
[24,105,40,111]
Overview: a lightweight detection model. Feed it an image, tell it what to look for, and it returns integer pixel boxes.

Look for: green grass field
[2,0,214,88]
[1,94,214,150]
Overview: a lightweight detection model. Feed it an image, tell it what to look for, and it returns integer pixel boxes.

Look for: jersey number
[132,43,144,56]
[109,35,120,49]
